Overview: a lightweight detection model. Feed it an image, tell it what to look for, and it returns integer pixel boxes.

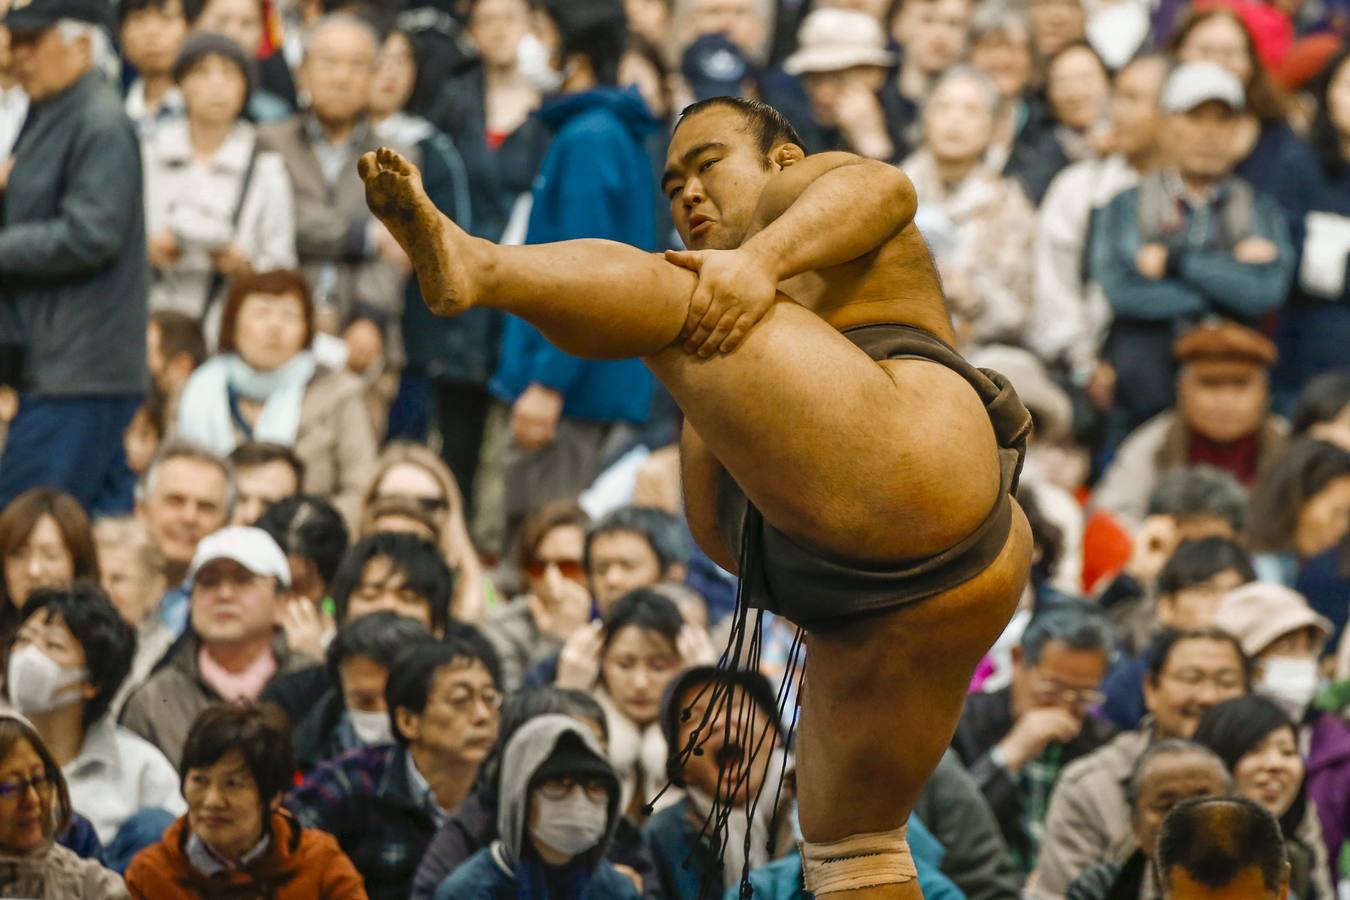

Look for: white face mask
[6,645,88,715]
[348,708,392,746]
[530,788,609,859]
[1259,656,1320,720]
[516,32,565,94]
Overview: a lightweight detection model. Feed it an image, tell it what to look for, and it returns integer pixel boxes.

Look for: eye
[700,159,718,173]
[667,184,683,201]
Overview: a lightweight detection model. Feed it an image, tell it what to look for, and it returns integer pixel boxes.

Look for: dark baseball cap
[682,33,754,101]
[4,0,113,34]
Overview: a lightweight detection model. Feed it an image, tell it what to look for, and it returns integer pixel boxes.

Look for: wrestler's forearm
[741,161,916,281]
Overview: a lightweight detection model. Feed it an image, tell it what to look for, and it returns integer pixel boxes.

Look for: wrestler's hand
[665,246,778,357]
[556,620,604,690]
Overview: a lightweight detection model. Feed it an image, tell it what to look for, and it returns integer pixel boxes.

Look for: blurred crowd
[3,0,1350,896]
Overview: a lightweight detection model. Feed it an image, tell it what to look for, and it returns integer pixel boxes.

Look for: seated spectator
[1247,439,1350,585]
[5,585,184,848]
[0,488,98,671]
[184,0,295,122]
[292,612,435,772]
[1290,372,1350,451]
[93,518,173,714]
[1193,696,1334,900]
[1032,627,1251,897]
[1092,63,1294,445]
[888,0,971,107]
[1213,582,1332,722]
[967,2,1038,174]
[1094,324,1287,527]
[141,33,297,339]
[147,309,207,424]
[783,9,906,162]
[118,0,188,135]
[120,526,318,768]
[0,714,127,898]
[483,499,593,691]
[1009,42,1111,204]
[287,634,502,900]
[121,398,168,495]
[647,666,794,898]
[432,714,637,898]
[675,0,775,67]
[952,604,1117,875]
[229,442,305,526]
[134,441,235,637]
[1158,795,1292,899]
[176,270,378,519]
[124,703,365,898]
[901,66,1034,349]
[1065,740,1233,900]
[254,493,349,613]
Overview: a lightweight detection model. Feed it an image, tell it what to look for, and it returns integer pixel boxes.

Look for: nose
[25,554,43,577]
[683,177,706,206]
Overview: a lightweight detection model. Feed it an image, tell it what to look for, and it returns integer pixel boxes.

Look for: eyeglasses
[1032,677,1105,709]
[0,772,54,800]
[441,687,504,714]
[523,557,586,582]
[537,776,609,803]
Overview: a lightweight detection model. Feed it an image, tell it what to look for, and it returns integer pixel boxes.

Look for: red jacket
[125,809,367,899]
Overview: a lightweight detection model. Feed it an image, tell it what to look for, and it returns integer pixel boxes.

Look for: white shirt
[64,716,187,844]
[0,83,28,159]
[125,79,185,139]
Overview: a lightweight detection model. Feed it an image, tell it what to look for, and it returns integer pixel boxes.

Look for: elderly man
[1094,323,1288,527]
[120,525,318,768]
[1092,61,1293,445]
[0,0,147,513]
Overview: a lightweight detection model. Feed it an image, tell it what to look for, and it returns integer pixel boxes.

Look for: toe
[357,151,378,181]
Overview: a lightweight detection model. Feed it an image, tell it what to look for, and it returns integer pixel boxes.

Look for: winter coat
[0,840,126,899]
[1308,712,1350,890]
[911,751,1023,900]
[433,844,639,900]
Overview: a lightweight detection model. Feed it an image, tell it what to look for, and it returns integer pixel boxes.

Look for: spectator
[482,499,593,691]
[1155,796,1291,900]
[118,0,188,135]
[0,0,149,515]
[1212,582,1332,722]
[257,13,410,339]
[134,441,235,636]
[0,714,128,898]
[291,612,435,771]
[359,493,444,545]
[432,714,637,898]
[783,9,906,162]
[254,493,350,611]
[1247,438,1350,584]
[1065,741,1233,900]
[5,585,185,851]
[1032,627,1251,897]
[1290,372,1350,451]
[967,3,1040,171]
[92,518,173,715]
[901,66,1034,350]
[586,506,691,617]
[1092,63,1294,445]
[287,635,503,900]
[330,532,453,634]
[952,604,1117,875]
[1030,53,1168,383]
[184,0,295,122]
[229,442,305,526]
[1025,0,1084,59]
[124,703,365,898]
[1094,324,1288,527]
[146,309,207,422]
[1194,696,1334,900]
[674,0,775,66]
[141,33,297,341]
[120,526,318,768]
[889,0,971,106]
[1010,42,1112,204]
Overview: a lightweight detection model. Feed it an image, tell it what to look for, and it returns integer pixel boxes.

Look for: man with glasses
[287,634,503,900]
[952,604,1117,877]
[120,526,320,768]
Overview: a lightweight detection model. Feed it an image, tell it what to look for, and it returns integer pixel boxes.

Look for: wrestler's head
[663,97,805,251]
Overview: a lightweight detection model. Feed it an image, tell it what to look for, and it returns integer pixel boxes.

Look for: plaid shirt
[1015,742,1064,874]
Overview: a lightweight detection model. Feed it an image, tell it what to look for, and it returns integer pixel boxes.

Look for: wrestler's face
[675,681,779,806]
[664,106,795,251]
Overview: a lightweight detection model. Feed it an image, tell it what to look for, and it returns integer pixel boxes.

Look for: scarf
[176,351,316,456]
[686,747,791,893]
[594,689,678,816]
[198,644,277,703]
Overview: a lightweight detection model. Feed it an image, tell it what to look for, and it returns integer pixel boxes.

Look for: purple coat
[1308,711,1350,887]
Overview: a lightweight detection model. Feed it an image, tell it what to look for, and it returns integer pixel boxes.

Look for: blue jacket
[434,843,640,899]
[490,88,661,424]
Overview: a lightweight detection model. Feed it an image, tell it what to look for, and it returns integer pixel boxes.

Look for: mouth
[689,215,714,237]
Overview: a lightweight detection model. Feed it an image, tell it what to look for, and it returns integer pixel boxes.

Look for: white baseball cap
[188,526,292,588]
[784,9,897,76]
[1160,61,1246,115]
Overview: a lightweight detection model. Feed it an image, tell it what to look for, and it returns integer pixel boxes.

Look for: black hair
[118,0,187,24]
[328,532,453,631]
[384,626,501,746]
[1156,796,1288,895]
[1126,738,1231,809]
[675,96,804,158]
[1192,695,1307,838]
[1291,372,1350,437]
[1147,466,1249,535]
[585,505,691,574]
[1147,627,1252,688]
[1248,438,1350,555]
[228,442,306,488]
[1309,49,1350,174]
[1018,603,1115,665]
[180,703,296,804]
[661,666,783,787]
[602,587,683,651]
[324,610,435,685]
[255,494,349,589]
[1156,537,1256,596]
[542,0,627,86]
[149,310,207,369]
[12,583,135,731]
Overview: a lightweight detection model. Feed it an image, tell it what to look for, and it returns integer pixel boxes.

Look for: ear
[395,706,422,744]
[770,143,806,170]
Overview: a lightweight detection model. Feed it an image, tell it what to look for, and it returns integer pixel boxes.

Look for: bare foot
[358,147,478,315]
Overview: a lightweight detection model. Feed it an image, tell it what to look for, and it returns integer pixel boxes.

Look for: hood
[538,86,661,138]
[497,714,621,869]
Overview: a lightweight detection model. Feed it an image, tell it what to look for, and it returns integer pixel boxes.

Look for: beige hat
[784,9,897,76]
[1212,582,1332,658]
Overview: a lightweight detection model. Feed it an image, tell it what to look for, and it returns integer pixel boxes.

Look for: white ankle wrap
[799,826,917,895]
